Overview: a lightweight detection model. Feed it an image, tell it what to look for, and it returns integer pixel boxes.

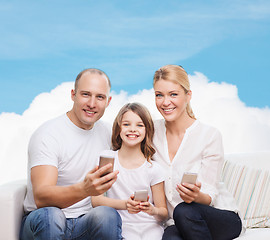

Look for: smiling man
[20,69,122,240]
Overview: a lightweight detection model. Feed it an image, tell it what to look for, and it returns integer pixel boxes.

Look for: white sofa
[0,152,269,240]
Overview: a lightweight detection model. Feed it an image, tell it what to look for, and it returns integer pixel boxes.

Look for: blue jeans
[162,202,242,240]
[20,206,122,240]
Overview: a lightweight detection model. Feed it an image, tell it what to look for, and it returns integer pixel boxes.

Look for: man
[20,68,122,239]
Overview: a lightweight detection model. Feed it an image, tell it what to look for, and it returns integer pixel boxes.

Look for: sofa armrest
[0,180,27,240]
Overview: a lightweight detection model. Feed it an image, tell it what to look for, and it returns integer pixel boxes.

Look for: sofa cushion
[222,152,270,228]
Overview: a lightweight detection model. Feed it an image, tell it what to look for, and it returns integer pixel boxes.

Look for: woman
[152,65,243,240]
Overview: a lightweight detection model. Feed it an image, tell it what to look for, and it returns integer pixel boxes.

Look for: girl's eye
[138,124,144,127]
[122,123,129,126]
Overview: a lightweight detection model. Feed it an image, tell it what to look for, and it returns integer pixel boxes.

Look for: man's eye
[82,93,89,96]
[97,95,105,100]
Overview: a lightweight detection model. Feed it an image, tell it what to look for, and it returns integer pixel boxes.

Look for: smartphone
[134,190,148,202]
[99,154,115,177]
[181,172,198,184]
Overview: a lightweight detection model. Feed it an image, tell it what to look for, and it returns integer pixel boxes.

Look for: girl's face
[120,110,146,148]
[154,79,191,122]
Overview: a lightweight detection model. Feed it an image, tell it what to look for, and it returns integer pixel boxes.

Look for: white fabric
[23,114,111,218]
[153,119,240,225]
[222,158,270,228]
[0,180,26,240]
[104,150,165,240]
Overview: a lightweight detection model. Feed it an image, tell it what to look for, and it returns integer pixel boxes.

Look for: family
[20,65,243,240]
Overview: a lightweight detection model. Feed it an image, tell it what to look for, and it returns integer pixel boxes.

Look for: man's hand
[82,163,119,196]
[31,164,118,209]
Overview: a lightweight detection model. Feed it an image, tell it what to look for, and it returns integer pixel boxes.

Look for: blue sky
[1,0,270,114]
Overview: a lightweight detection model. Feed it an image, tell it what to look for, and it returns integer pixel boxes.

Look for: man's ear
[106,96,112,107]
[71,89,75,101]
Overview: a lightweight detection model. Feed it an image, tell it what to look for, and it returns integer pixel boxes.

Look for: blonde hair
[153,65,196,120]
[112,102,155,162]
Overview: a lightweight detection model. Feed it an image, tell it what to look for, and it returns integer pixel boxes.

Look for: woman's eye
[171,93,177,97]
[155,93,163,97]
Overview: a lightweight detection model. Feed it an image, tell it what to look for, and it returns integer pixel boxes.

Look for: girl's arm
[91,194,127,210]
[92,194,143,214]
[139,182,168,222]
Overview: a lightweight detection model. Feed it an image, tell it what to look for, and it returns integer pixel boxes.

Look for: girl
[152,65,243,240]
[92,102,168,240]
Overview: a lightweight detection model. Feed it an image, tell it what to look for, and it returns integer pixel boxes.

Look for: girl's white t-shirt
[103,150,165,224]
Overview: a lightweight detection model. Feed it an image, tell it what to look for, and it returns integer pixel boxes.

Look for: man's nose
[87,96,96,108]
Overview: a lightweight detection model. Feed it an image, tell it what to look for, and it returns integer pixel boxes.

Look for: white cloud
[1,72,270,185]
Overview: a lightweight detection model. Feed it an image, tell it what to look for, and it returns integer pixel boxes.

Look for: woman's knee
[173,202,200,226]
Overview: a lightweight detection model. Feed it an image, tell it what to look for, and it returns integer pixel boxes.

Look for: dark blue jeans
[163,202,242,240]
[20,206,122,240]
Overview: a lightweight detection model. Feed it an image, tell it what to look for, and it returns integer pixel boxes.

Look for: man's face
[69,72,111,130]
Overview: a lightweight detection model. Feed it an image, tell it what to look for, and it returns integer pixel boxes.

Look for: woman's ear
[187,90,192,102]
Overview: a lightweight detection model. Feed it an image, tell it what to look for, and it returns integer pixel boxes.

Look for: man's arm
[32,164,118,209]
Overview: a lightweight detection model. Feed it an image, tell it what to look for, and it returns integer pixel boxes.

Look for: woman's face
[154,79,191,122]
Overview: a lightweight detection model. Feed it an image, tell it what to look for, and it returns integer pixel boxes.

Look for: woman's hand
[176,182,201,203]
[126,194,141,214]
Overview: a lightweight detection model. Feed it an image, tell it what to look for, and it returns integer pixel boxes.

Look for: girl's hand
[139,198,157,216]
[126,194,141,214]
[176,182,201,203]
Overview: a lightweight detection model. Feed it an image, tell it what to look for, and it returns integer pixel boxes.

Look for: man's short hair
[74,68,111,93]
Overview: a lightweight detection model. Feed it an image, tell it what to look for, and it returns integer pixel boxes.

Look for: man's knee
[21,207,66,239]
[89,206,121,225]
[29,207,65,227]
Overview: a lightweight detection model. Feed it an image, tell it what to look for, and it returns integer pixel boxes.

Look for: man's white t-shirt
[23,114,111,218]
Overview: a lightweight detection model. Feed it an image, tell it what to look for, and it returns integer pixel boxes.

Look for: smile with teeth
[126,134,138,139]
[84,110,95,115]
[163,107,175,113]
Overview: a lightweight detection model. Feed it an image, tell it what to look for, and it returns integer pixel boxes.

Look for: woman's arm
[139,182,168,222]
[176,182,211,205]
[176,129,223,206]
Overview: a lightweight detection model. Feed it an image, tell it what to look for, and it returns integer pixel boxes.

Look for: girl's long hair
[112,102,155,162]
